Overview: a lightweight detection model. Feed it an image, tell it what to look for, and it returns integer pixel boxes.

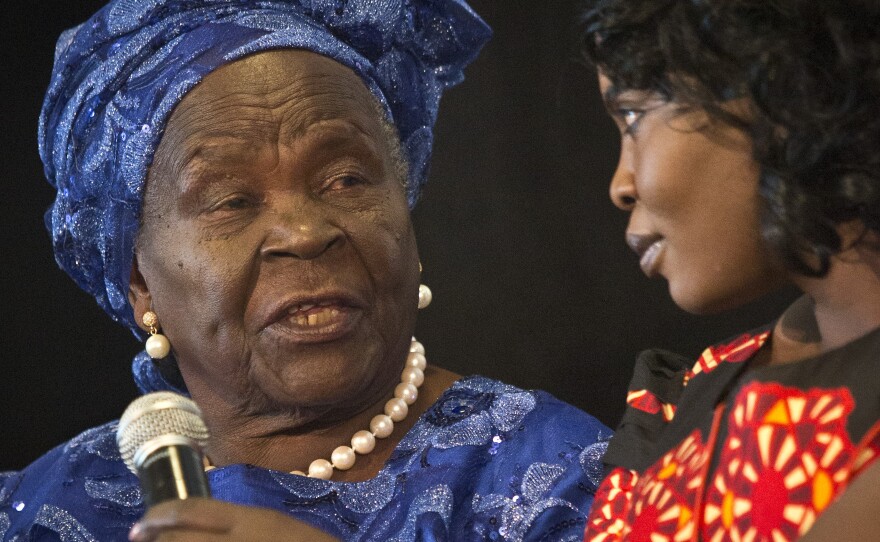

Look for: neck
[772,242,880,364]
[204,390,390,473]
[199,366,459,481]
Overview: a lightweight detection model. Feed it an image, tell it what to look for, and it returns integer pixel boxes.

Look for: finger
[129,499,232,541]
[138,528,219,542]
[227,509,342,542]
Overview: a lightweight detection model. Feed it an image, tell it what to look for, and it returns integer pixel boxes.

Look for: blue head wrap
[39,0,490,394]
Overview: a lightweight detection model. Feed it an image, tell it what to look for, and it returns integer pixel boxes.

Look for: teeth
[299,303,315,312]
[293,307,341,327]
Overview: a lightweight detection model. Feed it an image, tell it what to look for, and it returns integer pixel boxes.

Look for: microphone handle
[137,444,212,507]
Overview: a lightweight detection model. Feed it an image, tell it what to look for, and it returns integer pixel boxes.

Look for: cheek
[346,200,420,335]
[669,171,764,276]
[667,190,777,312]
[635,136,703,217]
[350,204,418,290]
[354,187,415,253]
[642,131,759,227]
[139,228,258,347]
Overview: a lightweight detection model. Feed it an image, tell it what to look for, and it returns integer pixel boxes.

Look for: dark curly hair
[582,0,880,276]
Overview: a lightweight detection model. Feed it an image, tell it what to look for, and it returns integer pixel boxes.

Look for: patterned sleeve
[0,422,140,541]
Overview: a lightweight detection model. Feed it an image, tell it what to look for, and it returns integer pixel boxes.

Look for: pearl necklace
[205,337,428,480]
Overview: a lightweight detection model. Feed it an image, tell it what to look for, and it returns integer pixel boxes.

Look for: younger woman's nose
[609,153,637,211]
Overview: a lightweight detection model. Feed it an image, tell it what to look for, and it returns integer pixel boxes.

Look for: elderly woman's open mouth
[262,291,367,342]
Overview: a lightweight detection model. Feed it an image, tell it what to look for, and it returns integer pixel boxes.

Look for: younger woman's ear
[129,257,152,333]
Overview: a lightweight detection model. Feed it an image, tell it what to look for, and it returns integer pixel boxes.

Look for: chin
[670,279,780,316]
[669,284,742,316]
[254,371,382,420]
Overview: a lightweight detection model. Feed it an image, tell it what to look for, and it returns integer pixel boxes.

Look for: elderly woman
[580,0,880,541]
[0,1,611,541]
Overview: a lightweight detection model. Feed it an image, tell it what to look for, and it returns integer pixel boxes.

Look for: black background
[1,1,796,469]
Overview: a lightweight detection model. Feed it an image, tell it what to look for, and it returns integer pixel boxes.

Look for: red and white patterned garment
[585,327,880,542]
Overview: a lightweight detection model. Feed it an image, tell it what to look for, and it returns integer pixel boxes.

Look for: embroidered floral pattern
[2,377,608,541]
[33,504,98,542]
[473,462,575,541]
[397,377,537,452]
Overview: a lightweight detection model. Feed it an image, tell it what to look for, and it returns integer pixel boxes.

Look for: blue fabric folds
[0,377,611,541]
[39,0,491,334]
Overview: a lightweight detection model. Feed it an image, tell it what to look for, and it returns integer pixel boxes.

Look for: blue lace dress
[0,376,610,541]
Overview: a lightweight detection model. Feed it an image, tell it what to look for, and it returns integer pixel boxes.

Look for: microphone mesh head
[116,391,210,474]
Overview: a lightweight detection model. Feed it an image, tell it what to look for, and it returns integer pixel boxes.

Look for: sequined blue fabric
[0,377,611,541]
[39,0,491,335]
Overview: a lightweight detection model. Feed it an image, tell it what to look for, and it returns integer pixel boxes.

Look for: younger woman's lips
[639,239,665,277]
[626,233,666,278]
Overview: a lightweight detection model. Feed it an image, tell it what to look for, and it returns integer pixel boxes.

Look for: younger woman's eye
[619,108,645,134]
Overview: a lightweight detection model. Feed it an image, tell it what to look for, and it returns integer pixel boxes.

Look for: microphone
[117,391,212,507]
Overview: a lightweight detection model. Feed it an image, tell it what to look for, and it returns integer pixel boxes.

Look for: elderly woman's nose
[260,203,344,260]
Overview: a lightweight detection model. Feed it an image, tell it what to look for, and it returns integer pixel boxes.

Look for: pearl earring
[143,310,171,359]
[418,284,432,309]
[418,262,432,309]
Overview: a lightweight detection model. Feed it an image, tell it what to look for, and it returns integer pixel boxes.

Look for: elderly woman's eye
[214,196,253,211]
[327,174,366,190]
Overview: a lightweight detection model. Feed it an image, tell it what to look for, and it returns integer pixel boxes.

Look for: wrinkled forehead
[156,50,385,162]
[151,50,385,180]
[179,49,380,117]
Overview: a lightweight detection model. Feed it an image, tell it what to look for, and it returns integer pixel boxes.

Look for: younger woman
[581,1,880,540]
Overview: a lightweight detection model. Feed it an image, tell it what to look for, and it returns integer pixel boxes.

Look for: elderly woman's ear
[128,258,152,334]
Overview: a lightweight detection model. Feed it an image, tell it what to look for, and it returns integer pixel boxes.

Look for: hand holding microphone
[118,393,340,541]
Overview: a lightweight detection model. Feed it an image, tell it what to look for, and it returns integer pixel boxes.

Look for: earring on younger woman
[143,310,171,359]
[418,262,432,310]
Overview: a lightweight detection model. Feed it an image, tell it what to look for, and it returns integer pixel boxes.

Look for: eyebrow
[279,116,376,148]
[167,136,256,194]
[175,150,246,196]
[175,122,383,191]
[179,137,261,172]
